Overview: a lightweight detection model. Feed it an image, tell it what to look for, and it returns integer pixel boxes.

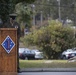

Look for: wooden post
[0,28,17,75]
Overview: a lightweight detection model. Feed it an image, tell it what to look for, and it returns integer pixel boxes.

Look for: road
[18,72,76,75]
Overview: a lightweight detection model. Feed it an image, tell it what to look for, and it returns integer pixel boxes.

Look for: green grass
[19,60,76,68]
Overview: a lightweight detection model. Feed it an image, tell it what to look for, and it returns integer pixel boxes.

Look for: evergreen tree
[0,0,35,23]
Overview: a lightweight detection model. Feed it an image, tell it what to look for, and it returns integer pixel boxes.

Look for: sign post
[0,28,17,75]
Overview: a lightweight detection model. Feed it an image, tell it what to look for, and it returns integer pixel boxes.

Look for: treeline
[33,0,76,21]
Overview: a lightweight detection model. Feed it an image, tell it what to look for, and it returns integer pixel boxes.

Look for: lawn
[19,60,76,68]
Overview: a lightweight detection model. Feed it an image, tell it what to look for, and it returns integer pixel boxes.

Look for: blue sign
[1,35,15,54]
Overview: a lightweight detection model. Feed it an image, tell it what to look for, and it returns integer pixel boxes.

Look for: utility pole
[57,0,61,21]
[40,11,43,26]
[32,4,35,26]
[72,1,75,26]
[47,0,50,21]
[72,0,76,39]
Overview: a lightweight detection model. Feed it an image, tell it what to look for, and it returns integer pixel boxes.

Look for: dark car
[68,53,76,59]
[19,48,35,60]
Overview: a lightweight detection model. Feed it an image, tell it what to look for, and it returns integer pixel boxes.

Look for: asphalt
[21,68,76,72]
[18,72,76,75]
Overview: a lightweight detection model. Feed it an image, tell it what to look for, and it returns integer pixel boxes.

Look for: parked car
[19,48,35,60]
[61,49,76,59]
[32,49,44,59]
[68,53,76,59]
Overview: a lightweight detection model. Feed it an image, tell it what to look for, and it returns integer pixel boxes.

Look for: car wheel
[25,57,28,60]
[63,56,66,59]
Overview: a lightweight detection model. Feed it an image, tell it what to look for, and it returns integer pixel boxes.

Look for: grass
[19,60,76,68]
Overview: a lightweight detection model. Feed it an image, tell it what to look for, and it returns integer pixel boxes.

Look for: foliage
[0,0,9,23]
[15,0,35,4]
[32,0,76,24]
[0,0,35,23]
[22,20,76,59]
[15,3,32,28]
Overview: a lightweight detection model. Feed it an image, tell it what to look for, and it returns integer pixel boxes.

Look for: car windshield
[19,48,25,53]
[66,49,73,52]
[32,50,39,52]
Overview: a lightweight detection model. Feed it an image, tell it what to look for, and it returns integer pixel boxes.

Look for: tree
[31,0,76,26]
[15,3,32,26]
[0,0,9,23]
[15,2,33,36]
[0,0,35,23]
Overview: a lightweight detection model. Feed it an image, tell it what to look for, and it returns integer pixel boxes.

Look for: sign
[1,35,15,54]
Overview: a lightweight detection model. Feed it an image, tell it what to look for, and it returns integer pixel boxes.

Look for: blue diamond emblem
[1,35,15,54]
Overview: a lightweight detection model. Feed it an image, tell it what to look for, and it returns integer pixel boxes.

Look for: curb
[21,68,76,72]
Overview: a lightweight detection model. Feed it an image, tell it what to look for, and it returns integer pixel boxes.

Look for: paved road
[21,68,76,72]
[18,72,76,75]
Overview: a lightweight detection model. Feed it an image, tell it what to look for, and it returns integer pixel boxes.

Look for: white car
[61,49,76,59]
[32,49,44,59]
